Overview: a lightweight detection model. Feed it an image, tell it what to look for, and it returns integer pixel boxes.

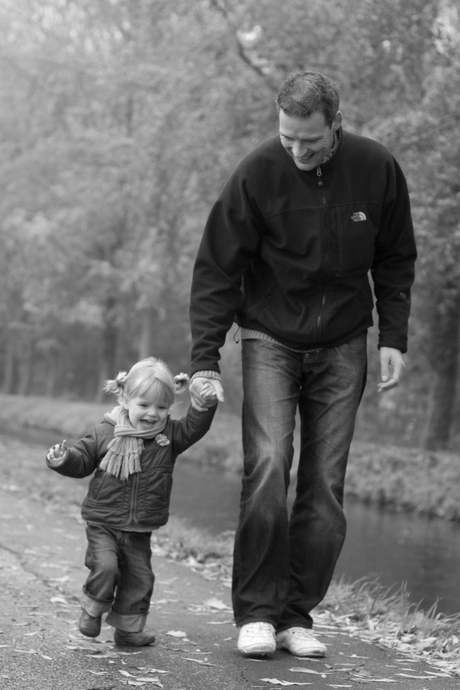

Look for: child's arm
[46,439,69,466]
[190,382,218,411]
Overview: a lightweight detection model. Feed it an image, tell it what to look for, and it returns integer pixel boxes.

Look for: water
[170,462,460,615]
[9,426,460,615]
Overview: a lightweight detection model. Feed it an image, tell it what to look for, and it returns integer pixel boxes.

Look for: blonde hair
[104,357,189,408]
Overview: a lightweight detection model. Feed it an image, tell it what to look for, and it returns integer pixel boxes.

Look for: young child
[46,357,217,647]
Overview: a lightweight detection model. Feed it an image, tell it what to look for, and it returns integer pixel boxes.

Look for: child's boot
[114,629,156,647]
[79,609,102,637]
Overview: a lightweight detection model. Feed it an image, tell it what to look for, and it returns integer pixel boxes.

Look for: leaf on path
[204,597,232,610]
[396,673,440,679]
[350,675,397,683]
[290,667,333,675]
[49,596,68,604]
[206,619,234,625]
[181,657,222,667]
[260,679,312,686]
[166,630,187,638]
[135,679,163,685]
[89,670,110,675]
[13,648,38,654]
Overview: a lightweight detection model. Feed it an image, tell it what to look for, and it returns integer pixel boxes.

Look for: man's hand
[378,347,405,393]
[189,376,225,411]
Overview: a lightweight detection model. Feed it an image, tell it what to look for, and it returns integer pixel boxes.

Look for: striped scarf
[99,406,166,481]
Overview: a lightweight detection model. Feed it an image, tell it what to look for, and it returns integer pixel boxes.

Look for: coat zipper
[129,472,139,524]
[316,165,329,339]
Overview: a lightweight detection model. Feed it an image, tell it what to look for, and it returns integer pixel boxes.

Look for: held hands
[46,440,69,463]
[189,376,224,411]
[378,347,405,393]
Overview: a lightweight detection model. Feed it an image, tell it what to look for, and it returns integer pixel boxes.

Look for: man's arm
[371,157,416,393]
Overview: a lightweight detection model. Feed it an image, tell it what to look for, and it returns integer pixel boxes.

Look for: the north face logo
[351,212,367,222]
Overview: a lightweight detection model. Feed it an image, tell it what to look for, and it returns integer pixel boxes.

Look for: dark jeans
[81,523,154,632]
[232,334,367,630]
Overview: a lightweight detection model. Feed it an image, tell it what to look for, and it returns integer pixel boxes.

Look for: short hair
[276,71,340,127]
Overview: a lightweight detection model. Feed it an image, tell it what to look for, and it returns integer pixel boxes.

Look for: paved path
[0,434,459,689]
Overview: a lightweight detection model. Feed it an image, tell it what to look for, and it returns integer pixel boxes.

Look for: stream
[170,462,460,615]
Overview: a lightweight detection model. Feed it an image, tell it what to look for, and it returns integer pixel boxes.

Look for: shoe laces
[290,627,316,638]
[244,622,274,634]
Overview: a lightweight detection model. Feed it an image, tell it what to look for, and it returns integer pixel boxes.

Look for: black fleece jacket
[190,128,416,375]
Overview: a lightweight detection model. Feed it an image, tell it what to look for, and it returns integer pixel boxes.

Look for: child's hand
[47,440,68,463]
[190,382,218,411]
[201,383,217,399]
[196,383,218,409]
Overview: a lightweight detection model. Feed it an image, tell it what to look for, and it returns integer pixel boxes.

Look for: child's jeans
[81,522,154,632]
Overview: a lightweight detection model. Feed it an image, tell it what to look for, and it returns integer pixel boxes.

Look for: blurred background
[0,0,459,453]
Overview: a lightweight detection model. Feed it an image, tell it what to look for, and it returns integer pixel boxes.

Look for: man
[189,71,416,658]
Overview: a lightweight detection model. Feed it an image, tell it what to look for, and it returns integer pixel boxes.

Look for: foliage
[0,0,459,446]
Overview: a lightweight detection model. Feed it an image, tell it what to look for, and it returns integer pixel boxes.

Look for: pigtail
[103,371,128,398]
[174,372,190,395]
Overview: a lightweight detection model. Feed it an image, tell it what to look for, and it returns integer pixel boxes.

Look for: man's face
[279,109,342,171]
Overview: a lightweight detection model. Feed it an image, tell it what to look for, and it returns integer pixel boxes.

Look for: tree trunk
[137,308,159,360]
[94,300,119,403]
[423,296,460,450]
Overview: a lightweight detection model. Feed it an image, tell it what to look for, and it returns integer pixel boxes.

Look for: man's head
[276,70,340,126]
[276,70,342,171]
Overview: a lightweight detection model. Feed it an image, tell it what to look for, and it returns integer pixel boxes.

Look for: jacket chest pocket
[334,206,378,275]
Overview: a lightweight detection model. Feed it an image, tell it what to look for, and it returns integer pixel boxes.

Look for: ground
[0,433,459,689]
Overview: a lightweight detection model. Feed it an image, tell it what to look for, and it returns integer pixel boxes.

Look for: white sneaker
[237,621,276,656]
[276,627,326,657]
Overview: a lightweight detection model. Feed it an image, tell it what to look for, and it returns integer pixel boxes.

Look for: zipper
[128,473,139,524]
[315,165,329,338]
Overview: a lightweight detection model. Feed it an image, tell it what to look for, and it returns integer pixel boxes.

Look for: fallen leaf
[181,657,221,667]
[260,680,313,686]
[290,667,333,675]
[204,597,232,610]
[89,670,109,675]
[166,630,187,638]
[396,674,438,679]
[136,679,164,685]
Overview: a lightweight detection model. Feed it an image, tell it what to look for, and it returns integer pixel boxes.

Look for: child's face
[124,395,170,430]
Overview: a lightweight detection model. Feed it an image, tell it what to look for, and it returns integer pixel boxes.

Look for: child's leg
[105,532,154,633]
[81,523,120,617]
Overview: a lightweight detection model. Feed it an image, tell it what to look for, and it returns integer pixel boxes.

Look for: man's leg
[233,339,301,629]
[278,334,367,632]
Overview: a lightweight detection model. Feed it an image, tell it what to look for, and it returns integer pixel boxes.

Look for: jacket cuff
[190,370,222,384]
